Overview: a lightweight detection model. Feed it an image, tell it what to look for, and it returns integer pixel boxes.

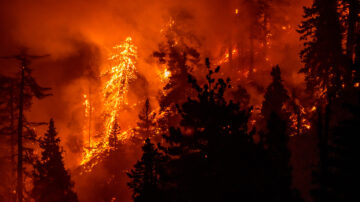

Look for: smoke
[0,0,312,201]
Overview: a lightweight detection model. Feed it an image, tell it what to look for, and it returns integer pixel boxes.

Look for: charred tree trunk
[17,66,24,202]
[9,81,16,202]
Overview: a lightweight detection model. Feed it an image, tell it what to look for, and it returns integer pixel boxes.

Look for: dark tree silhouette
[153,14,200,129]
[31,119,78,202]
[298,0,347,95]
[261,65,289,121]
[0,69,50,201]
[261,65,302,201]
[265,113,296,201]
[127,138,164,202]
[311,87,360,202]
[326,89,359,201]
[156,59,272,201]
[133,98,157,142]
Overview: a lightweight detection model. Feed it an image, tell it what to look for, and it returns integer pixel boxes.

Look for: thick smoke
[0,0,312,201]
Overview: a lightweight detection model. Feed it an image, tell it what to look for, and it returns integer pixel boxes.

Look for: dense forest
[0,0,359,201]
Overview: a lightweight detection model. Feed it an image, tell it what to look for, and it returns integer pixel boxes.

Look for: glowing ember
[80,37,138,168]
[289,104,312,136]
[217,48,239,65]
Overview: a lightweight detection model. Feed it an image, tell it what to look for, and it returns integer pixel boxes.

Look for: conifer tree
[298,0,346,95]
[261,65,302,201]
[127,138,164,202]
[261,65,289,121]
[31,119,78,202]
[133,98,156,142]
[159,59,268,201]
[153,14,200,128]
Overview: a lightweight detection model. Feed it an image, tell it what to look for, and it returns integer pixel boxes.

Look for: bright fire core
[80,37,137,168]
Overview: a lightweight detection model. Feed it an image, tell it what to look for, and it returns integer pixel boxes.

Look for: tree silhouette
[31,119,78,202]
[0,68,50,201]
[327,90,359,201]
[127,138,164,202]
[261,65,302,201]
[153,14,200,129]
[298,0,347,95]
[261,65,289,121]
[156,59,272,201]
[311,87,360,202]
[133,98,157,142]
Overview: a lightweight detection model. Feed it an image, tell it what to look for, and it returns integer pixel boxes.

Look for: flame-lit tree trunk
[345,0,359,64]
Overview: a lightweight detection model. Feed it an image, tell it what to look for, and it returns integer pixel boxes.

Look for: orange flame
[80,37,138,168]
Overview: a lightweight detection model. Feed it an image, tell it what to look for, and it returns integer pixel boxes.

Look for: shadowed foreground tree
[153,13,200,130]
[260,65,302,202]
[31,119,78,202]
[133,98,157,143]
[326,88,359,201]
[146,59,275,202]
[261,65,289,121]
[127,138,165,202]
[311,87,360,202]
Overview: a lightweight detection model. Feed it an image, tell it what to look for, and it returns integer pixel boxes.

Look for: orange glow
[80,37,138,168]
[289,104,312,136]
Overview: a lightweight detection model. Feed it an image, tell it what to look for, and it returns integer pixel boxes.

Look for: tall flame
[80,37,137,168]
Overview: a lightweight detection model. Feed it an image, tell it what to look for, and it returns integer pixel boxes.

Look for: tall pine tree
[261,65,301,201]
[298,0,347,95]
[31,119,78,202]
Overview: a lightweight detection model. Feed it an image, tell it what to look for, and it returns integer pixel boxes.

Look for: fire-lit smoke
[0,0,313,201]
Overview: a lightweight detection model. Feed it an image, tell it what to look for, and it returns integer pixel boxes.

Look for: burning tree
[154,16,200,129]
[81,37,138,167]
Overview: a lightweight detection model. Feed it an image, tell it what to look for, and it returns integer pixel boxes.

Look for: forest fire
[0,0,359,202]
[80,37,138,167]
